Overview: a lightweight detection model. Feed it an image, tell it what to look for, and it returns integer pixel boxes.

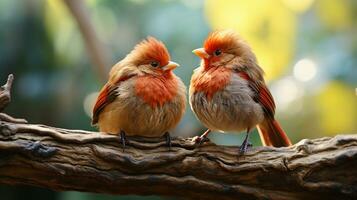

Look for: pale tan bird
[189,30,291,153]
[92,37,186,149]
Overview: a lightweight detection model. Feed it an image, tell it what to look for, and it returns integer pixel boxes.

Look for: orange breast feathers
[191,67,232,100]
[135,73,179,108]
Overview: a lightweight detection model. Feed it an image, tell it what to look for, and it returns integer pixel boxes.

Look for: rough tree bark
[0,74,356,200]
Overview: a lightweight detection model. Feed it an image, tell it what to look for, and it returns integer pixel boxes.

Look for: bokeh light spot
[271,77,304,110]
[293,58,317,82]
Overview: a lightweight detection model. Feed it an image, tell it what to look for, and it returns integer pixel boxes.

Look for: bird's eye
[214,49,222,56]
[150,61,159,68]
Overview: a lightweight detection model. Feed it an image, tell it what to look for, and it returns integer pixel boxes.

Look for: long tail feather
[257,118,291,147]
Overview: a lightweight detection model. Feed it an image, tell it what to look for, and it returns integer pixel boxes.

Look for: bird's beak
[162,61,179,71]
[192,48,210,59]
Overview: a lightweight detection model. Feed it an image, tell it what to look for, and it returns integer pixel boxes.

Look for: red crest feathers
[203,30,240,54]
[131,36,170,66]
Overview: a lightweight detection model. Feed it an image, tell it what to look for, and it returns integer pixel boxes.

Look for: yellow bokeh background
[315,82,357,136]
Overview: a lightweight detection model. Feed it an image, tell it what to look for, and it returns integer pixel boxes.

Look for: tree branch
[0,122,356,200]
[1,75,356,200]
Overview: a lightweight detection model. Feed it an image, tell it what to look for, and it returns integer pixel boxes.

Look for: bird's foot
[239,140,253,155]
[192,129,211,146]
[239,132,252,155]
[192,135,210,146]
[164,132,171,150]
[119,130,127,152]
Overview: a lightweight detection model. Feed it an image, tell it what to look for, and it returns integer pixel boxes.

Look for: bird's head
[193,30,256,70]
[126,37,179,76]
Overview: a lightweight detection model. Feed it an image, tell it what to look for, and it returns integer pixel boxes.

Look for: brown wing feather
[236,71,275,119]
[255,82,275,119]
[91,84,118,125]
[91,75,135,125]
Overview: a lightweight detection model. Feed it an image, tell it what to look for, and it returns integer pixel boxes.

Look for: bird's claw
[239,141,253,155]
[239,145,248,155]
[192,135,209,146]
[247,142,253,147]
[164,132,171,150]
[120,131,126,152]
[238,131,252,155]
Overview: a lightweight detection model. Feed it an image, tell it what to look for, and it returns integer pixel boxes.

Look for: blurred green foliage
[0,0,356,200]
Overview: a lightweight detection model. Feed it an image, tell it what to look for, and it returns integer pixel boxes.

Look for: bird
[92,37,186,150]
[189,30,291,153]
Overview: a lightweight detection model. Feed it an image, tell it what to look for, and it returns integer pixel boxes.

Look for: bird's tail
[257,118,291,147]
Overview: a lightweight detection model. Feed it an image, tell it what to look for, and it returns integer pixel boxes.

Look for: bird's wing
[235,70,276,119]
[91,75,135,125]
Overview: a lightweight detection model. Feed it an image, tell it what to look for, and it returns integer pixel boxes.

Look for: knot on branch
[0,75,27,123]
[0,121,17,138]
[23,141,58,158]
[295,139,313,155]
[0,74,13,112]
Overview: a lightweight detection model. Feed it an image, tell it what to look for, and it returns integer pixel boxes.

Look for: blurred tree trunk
[63,0,110,83]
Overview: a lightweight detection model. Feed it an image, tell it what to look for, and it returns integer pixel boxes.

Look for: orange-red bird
[92,37,186,149]
[189,30,291,153]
